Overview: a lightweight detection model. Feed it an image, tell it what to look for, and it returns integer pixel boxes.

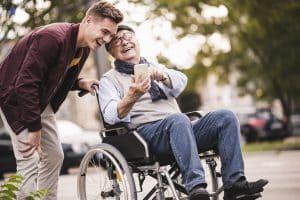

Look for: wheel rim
[79,149,130,200]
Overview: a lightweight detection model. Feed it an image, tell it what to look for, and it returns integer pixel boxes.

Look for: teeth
[121,47,132,53]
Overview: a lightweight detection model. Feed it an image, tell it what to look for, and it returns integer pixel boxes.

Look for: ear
[84,15,93,24]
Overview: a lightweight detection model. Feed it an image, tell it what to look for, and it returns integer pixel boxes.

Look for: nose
[121,39,129,46]
[103,35,112,44]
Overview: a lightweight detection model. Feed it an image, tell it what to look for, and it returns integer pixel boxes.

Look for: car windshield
[255,111,271,120]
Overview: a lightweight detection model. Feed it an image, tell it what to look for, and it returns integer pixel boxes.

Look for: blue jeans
[137,109,244,192]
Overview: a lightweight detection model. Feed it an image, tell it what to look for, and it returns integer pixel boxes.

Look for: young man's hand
[18,130,44,160]
[78,79,100,96]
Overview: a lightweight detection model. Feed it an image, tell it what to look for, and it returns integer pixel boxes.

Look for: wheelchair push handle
[78,84,99,97]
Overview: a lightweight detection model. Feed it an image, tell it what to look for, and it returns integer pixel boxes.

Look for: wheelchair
[77,86,224,200]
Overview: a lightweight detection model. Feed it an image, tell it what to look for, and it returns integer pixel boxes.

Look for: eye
[112,38,121,45]
[101,29,110,35]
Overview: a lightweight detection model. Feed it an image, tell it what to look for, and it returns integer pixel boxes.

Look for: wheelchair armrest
[184,110,204,119]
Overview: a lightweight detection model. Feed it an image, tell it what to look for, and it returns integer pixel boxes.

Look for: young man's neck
[76,23,85,48]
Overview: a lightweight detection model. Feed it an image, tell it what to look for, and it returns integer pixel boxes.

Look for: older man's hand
[129,74,151,99]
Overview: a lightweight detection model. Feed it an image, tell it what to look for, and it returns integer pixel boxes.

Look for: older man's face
[109,30,140,64]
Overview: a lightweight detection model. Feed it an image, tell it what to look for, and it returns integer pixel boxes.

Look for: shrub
[0,174,47,200]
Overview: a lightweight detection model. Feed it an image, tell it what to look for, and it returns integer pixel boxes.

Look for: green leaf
[0,195,14,200]
[25,196,35,200]
[8,175,23,184]
[0,189,16,198]
[30,189,48,198]
[2,184,19,191]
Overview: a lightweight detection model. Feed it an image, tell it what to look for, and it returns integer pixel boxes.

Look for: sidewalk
[58,150,300,199]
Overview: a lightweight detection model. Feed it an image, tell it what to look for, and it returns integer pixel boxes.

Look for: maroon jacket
[0,23,90,134]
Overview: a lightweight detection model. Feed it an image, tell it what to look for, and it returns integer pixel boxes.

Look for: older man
[99,25,268,200]
[0,1,123,199]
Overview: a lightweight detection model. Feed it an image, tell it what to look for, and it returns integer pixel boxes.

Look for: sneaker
[189,185,210,200]
[224,178,268,200]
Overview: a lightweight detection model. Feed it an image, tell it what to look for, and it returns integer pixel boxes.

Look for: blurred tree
[157,53,202,110]
[132,0,300,120]
[0,0,109,81]
[177,90,202,112]
[0,0,91,45]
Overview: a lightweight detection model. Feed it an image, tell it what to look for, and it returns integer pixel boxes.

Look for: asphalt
[57,150,300,200]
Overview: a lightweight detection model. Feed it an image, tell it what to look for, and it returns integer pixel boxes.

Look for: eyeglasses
[109,32,134,48]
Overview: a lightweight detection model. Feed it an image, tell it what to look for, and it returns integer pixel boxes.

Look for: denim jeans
[138,109,244,192]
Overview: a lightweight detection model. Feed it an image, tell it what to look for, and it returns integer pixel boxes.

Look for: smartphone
[134,63,148,78]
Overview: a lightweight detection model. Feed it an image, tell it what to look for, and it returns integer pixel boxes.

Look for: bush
[177,90,202,113]
[0,174,47,200]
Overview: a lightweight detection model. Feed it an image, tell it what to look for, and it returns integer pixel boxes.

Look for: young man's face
[83,16,117,50]
[108,30,140,64]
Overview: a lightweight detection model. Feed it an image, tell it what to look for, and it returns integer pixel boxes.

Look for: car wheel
[0,172,4,180]
[60,167,69,175]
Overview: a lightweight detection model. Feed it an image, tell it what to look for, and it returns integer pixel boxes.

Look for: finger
[21,146,36,158]
[18,139,30,145]
[19,145,34,153]
[145,84,151,91]
[91,79,100,85]
[90,90,96,96]
[131,75,136,83]
[37,146,45,160]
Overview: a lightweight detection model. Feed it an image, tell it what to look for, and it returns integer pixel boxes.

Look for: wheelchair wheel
[204,156,220,200]
[78,143,137,200]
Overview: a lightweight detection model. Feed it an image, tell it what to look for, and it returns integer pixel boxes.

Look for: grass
[242,136,300,152]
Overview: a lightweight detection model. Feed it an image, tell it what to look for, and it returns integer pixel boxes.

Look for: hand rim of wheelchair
[77,143,137,200]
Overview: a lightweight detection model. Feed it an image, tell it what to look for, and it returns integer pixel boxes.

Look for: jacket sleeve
[15,34,60,132]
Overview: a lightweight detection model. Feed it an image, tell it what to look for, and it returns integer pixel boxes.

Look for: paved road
[58,150,300,199]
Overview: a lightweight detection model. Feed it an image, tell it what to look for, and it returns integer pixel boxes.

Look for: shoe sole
[224,193,262,200]
[190,193,210,200]
[236,193,262,200]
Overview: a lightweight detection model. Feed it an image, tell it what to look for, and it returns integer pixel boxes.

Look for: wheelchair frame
[77,85,224,200]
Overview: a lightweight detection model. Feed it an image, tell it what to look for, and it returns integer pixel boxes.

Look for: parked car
[291,114,300,136]
[240,109,291,143]
[56,120,100,174]
[0,120,100,178]
[0,128,16,179]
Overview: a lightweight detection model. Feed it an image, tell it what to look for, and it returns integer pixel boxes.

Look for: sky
[7,0,230,69]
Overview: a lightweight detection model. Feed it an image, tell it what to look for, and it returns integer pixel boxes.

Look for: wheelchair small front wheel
[77,143,137,200]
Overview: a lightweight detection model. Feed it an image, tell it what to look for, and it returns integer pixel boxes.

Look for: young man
[99,25,268,200]
[0,1,123,199]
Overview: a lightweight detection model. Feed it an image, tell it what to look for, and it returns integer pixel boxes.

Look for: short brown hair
[86,1,123,24]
